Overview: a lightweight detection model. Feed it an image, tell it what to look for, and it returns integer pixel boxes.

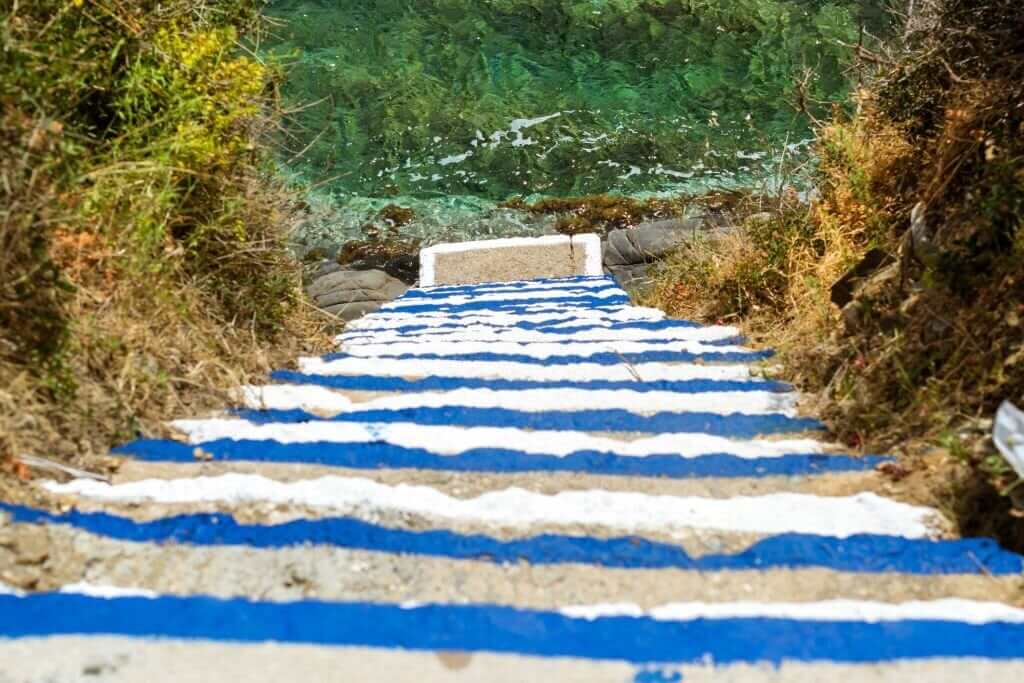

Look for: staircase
[2,269,1023,681]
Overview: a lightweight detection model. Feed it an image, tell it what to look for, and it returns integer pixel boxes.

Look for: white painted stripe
[384,286,626,309]
[337,324,739,345]
[348,311,667,335]
[419,234,603,287]
[239,386,353,414]
[59,583,159,599]
[0,582,23,597]
[561,599,1024,625]
[298,357,754,382]
[418,284,615,300]
[339,340,752,360]
[420,277,612,294]
[239,385,799,417]
[32,582,1024,625]
[349,307,666,331]
[171,418,826,459]
[45,474,940,539]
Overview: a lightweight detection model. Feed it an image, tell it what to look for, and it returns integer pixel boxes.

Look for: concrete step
[4,267,1022,676]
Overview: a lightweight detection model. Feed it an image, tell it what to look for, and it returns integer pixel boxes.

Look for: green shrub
[1,0,297,369]
[0,0,322,496]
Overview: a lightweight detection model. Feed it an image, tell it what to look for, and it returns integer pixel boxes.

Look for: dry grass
[0,249,333,506]
[0,0,335,505]
[643,0,1024,550]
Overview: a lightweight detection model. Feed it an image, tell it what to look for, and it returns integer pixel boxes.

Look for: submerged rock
[342,253,419,285]
[336,210,422,285]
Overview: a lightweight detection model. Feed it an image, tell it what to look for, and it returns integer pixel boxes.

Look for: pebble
[1,565,39,590]
[14,527,49,565]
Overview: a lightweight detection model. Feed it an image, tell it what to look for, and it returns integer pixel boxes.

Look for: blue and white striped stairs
[2,274,1023,681]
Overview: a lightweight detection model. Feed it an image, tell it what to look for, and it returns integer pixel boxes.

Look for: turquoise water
[264,0,886,246]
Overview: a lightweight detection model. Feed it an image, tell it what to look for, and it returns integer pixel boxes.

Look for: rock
[307,269,401,299]
[302,260,342,287]
[1,565,39,590]
[386,254,420,284]
[994,401,1024,480]
[316,286,405,308]
[830,248,894,308]
[0,521,13,548]
[840,301,863,334]
[858,262,901,300]
[606,264,651,293]
[13,527,49,565]
[322,301,383,321]
[343,254,419,284]
[313,260,343,280]
[306,268,409,323]
[909,201,941,268]
[603,218,705,266]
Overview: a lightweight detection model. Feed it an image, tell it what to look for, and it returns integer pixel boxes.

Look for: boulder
[312,260,342,280]
[307,269,403,299]
[306,268,409,322]
[321,300,385,321]
[603,218,706,266]
[316,286,405,308]
[606,263,652,292]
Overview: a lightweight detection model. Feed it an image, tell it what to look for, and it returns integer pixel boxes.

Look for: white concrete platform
[419,234,603,287]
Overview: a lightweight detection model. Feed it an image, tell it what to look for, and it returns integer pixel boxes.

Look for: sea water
[263,0,886,248]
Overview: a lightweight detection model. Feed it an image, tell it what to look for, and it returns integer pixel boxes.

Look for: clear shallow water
[264,0,885,246]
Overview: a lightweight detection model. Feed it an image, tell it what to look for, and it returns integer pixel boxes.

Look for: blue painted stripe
[383,294,631,314]
[349,319,702,335]
[320,350,772,365]
[112,438,879,478]
[269,370,792,395]
[402,285,623,301]
[5,503,1020,575]
[341,332,745,347]
[375,304,634,318]
[341,332,744,347]
[3,593,1024,663]
[234,407,822,437]
[702,336,746,347]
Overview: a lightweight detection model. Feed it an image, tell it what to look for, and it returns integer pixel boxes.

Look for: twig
[287,125,330,164]
[295,294,347,327]
[283,96,331,116]
[14,454,110,483]
[308,171,355,191]
[610,348,643,382]
[966,551,1000,585]
[938,57,973,85]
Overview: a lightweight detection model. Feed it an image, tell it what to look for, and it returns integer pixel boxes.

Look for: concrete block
[419,234,602,287]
